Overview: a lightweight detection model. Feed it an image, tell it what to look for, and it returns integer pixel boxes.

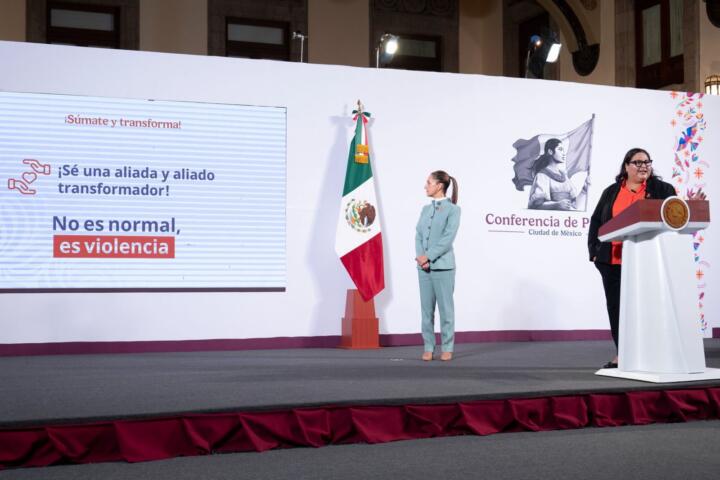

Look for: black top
[587,177,676,264]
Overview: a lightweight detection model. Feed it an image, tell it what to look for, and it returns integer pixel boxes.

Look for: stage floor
[1,339,719,428]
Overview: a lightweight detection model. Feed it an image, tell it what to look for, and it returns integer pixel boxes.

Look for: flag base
[339,289,380,349]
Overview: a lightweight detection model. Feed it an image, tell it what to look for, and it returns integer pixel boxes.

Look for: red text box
[53,235,175,259]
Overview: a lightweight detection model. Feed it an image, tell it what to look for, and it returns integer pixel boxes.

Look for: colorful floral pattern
[670,91,709,332]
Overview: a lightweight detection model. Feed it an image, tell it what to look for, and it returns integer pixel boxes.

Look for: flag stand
[339,289,380,349]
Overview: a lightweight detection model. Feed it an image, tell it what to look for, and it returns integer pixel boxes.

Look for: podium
[595,197,720,383]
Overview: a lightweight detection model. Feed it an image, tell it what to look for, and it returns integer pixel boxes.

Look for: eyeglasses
[628,160,653,167]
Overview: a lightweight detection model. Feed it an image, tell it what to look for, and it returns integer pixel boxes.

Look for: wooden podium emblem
[661,196,690,230]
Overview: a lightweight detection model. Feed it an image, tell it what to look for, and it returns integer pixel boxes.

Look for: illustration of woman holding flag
[528,138,589,210]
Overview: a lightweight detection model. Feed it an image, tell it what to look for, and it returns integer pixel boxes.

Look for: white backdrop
[0,41,717,344]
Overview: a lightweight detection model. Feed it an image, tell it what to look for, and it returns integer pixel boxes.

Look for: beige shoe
[440,352,453,361]
[422,351,433,361]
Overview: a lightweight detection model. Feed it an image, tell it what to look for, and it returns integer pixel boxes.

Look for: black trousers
[595,262,621,349]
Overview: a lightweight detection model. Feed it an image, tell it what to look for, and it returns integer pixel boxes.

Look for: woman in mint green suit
[415,170,460,361]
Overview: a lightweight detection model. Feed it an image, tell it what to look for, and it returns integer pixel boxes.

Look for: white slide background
[0,92,286,290]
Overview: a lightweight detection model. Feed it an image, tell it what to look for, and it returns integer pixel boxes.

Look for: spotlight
[546,42,561,63]
[375,33,399,68]
[384,35,398,55]
[525,31,562,79]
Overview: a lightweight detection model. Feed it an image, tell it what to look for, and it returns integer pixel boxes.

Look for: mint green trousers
[418,269,455,353]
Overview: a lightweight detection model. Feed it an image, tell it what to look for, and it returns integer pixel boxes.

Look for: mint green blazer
[415,198,461,270]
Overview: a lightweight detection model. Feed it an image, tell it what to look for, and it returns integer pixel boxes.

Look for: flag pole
[337,99,382,349]
[583,114,596,209]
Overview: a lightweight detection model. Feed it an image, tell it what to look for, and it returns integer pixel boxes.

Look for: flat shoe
[422,352,433,361]
[440,352,453,361]
[602,361,618,369]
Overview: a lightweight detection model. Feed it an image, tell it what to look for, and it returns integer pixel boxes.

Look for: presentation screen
[0,91,286,292]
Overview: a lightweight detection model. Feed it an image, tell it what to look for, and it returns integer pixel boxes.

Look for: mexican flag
[334,106,385,301]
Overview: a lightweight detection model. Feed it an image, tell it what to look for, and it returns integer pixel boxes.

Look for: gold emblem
[661,196,690,230]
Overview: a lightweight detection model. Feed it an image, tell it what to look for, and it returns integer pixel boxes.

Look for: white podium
[595,198,720,383]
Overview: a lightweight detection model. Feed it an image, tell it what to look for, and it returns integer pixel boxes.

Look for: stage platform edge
[595,367,720,383]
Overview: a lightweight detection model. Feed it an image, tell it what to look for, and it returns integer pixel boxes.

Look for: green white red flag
[334,104,384,301]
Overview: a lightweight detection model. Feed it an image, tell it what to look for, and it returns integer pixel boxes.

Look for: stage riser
[2,387,719,470]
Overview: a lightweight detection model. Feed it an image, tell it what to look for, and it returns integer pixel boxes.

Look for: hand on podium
[686,187,706,201]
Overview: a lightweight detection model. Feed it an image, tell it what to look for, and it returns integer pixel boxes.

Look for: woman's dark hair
[615,147,660,183]
[431,170,458,204]
[532,138,562,175]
